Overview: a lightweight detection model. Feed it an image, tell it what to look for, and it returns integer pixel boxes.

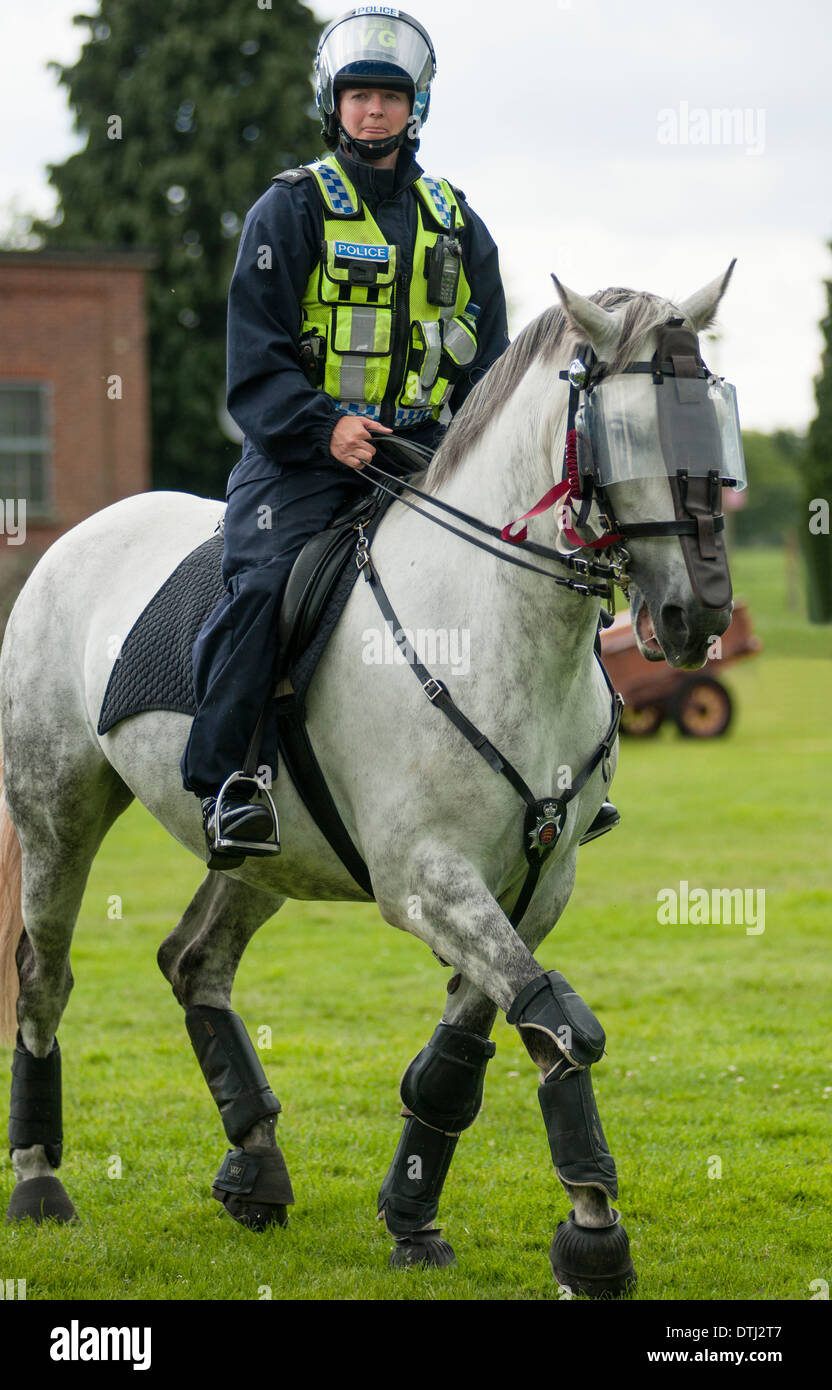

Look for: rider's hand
[329,415,392,469]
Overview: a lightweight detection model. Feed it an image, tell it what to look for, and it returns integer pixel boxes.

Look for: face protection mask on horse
[576,375,745,496]
[566,319,746,609]
[315,7,437,161]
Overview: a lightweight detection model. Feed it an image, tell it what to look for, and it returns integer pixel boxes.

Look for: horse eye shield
[575,374,746,492]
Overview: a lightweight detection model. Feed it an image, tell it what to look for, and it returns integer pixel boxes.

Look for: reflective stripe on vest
[298,155,478,424]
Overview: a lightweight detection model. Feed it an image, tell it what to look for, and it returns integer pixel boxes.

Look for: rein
[358,458,625,605]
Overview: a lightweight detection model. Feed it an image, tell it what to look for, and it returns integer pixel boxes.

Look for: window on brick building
[0,383,52,516]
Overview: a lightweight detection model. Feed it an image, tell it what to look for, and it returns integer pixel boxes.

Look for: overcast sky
[2,0,830,432]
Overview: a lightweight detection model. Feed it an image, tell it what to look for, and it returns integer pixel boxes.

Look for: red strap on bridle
[501,429,622,550]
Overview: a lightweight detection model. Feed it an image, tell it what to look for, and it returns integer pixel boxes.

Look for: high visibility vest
[297,155,478,428]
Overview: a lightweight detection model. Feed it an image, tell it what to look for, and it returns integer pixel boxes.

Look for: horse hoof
[214,1194,290,1231]
[211,1145,294,1232]
[389,1229,457,1268]
[5,1176,79,1225]
[550,1209,637,1299]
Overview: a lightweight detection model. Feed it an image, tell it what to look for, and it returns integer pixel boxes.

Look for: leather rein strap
[356,528,623,928]
[358,458,620,600]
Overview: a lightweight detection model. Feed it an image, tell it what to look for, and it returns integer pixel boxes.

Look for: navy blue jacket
[225,144,509,489]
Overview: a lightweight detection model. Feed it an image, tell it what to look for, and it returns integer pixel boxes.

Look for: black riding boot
[579,801,620,844]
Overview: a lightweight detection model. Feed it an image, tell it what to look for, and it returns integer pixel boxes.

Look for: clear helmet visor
[316,11,435,117]
[577,373,747,491]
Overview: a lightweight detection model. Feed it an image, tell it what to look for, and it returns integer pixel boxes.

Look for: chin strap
[338,125,409,162]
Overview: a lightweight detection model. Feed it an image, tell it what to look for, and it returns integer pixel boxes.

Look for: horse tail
[0,739,23,1044]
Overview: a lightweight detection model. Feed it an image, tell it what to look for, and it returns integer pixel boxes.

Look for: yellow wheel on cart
[619,702,665,737]
[673,677,733,737]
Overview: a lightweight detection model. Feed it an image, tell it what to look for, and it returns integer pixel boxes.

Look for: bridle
[359,314,732,614]
[554,316,735,614]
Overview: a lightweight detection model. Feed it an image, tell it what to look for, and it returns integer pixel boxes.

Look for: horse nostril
[659,604,689,650]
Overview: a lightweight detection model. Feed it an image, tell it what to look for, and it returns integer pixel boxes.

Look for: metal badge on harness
[528,799,567,853]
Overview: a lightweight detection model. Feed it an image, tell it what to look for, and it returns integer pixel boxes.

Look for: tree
[732,430,805,548]
[804,243,832,622]
[28,0,323,497]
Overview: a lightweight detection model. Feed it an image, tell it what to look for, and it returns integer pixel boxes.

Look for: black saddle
[277,437,431,677]
[277,488,382,679]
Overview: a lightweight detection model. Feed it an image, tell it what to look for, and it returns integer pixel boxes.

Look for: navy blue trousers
[180,459,371,797]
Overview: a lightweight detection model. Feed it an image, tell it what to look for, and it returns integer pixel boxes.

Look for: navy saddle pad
[98,528,226,733]
[96,508,375,740]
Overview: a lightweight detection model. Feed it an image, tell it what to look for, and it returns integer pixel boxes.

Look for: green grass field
[0,545,829,1301]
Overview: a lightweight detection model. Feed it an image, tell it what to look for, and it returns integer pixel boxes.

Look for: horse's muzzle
[656,600,733,669]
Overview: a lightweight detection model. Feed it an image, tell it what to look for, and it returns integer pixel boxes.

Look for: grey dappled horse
[0,267,737,1295]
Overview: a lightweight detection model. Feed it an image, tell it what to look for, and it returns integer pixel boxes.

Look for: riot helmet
[315,8,437,160]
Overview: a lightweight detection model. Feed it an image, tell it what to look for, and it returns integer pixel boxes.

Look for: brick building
[0,249,154,601]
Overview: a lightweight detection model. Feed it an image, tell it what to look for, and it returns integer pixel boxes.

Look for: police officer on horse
[181,7,511,859]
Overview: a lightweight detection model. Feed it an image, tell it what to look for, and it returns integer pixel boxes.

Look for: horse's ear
[676,260,737,332]
[551,274,622,353]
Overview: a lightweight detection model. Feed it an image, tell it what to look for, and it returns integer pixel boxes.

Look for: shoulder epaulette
[415,175,471,234]
[272,167,314,186]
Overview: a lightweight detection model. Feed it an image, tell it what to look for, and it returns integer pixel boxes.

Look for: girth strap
[274,692,374,897]
[358,535,622,927]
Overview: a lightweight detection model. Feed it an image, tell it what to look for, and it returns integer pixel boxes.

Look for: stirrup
[205,771,280,867]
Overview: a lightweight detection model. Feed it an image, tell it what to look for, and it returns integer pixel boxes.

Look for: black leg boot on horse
[377,1022,495,1267]
[6,1030,78,1224]
[506,970,637,1297]
[186,1004,294,1230]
